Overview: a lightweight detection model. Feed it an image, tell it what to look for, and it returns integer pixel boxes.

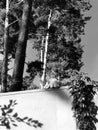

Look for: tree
[9,0,33,91]
[32,0,92,84]
[0,60,3,84]
[41,9,52,85]
[0,0,21,58]
[0,0,92,91]
[1,0,9,92]
[0,0,22,92]
[22,60,43,90]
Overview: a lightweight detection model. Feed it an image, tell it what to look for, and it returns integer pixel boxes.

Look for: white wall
[0,88,76,130]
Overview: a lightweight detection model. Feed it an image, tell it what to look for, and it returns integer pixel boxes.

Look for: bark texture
[1,0,9,92]
[9,0,32,91]
[41,10,52,86]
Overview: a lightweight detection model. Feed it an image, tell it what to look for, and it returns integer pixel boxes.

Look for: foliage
[26,60,43,79]
[0,60,12,86]
[32,0,92,80]
[22,61,43,90]
[69,71,98,130]
[0,0,22,58]
[0,0,92,90]
[0,100,43,129]
[22,76,32,90]
[47,39,84,79]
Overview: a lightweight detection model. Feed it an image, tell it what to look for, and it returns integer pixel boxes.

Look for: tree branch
[8,19,20,27]
[9,0,24,10]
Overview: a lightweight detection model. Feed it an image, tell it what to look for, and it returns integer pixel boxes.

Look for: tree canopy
[30,0,91,80]
[0,0,93,89]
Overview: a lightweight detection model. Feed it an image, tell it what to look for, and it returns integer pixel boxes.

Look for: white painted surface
[0,88,76,130]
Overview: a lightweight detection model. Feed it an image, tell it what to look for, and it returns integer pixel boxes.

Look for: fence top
[0,86,68,97]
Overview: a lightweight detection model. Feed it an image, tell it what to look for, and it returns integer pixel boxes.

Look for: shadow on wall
[45,88,71,104]
[0,100,43,130]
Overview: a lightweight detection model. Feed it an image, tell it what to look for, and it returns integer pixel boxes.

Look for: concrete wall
[0,87,76,130]
[0,87,98,130]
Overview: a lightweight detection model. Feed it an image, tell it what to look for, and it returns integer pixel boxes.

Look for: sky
[0,0,98,81]
[81,0,98,81]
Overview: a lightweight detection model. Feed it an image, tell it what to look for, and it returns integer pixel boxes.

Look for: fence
[0,87,98,130]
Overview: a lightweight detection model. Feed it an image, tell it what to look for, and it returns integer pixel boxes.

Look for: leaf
[10,118,15,122]
[26,122,31,126]
[2,110,6,116]
[6,124,10,129]
[12,123,18,127]
[23,117,28,120]
[13,100,17,106]
[13,113,18,117]
[33,124,37,128]
[14,103,18,106]
[4,120,10,129]
[7,109,13,113]
[33,120,38,124]
[28,118,32,122]
[4,105,8,109]
[8,104,11,108]
[38,123,43,127]
[16,117,23,122]
[9,100,13,105]
[8,100,13,108]
[13,100,17,103]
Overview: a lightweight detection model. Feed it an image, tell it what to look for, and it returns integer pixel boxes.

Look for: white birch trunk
[41,36,44,62]
[41,10,52,88]
[1,0,9,92]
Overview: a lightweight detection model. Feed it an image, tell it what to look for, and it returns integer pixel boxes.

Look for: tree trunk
[9,0,32,91]
[41,36,44,62]
[41,10,52,86]
[1,0,9,92]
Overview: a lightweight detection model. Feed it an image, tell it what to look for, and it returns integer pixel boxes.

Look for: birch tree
[32,0,92,85]
[41,9,52,85]
[40,36,45,63]
[1,0,9,92]
[0,0,23,92]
